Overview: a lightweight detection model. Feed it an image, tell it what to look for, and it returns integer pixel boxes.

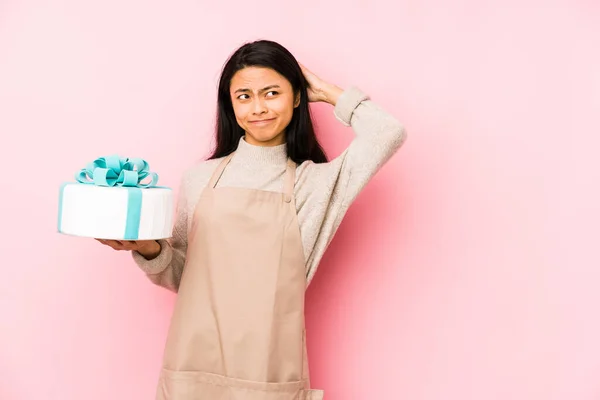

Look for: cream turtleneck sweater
[132,86,406,292]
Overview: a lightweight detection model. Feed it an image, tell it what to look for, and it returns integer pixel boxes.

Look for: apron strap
[209,152,235,188]
[283,158,296,203]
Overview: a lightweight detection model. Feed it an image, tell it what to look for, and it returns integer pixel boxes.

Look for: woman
[97,39,406,399]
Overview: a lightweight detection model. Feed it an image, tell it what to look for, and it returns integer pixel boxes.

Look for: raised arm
[296,66,406,283]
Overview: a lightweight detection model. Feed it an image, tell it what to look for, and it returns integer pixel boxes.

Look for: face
[230,66,300,147]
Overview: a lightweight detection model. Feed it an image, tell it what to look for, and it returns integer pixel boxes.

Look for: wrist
[321,84,343,106]
[138,240,161,260]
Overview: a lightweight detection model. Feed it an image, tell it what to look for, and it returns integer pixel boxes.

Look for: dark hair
[208,40,327,164]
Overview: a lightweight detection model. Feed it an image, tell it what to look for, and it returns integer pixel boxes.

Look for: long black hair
[208,40,328,164]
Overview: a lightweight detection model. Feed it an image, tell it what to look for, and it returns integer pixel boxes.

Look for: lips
[249,118,275,124]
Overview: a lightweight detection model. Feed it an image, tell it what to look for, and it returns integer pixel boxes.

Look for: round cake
[58,183,173,240]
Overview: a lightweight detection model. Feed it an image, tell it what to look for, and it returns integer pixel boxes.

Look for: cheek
[231,103,249,123]
[272,98,295,118]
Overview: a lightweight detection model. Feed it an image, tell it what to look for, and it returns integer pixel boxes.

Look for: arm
[131,173,189,292]
[297,66,407,284]
[329,85,406,205]
[302,64,406,207]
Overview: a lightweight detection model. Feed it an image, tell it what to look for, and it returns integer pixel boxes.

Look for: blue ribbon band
[123,187,143,240]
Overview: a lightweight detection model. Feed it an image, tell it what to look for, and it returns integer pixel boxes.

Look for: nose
[251,97,268,115]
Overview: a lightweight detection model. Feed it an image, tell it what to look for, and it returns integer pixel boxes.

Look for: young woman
[97,39,406,400]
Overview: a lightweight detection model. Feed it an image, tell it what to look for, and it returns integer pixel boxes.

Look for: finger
[96,239,136,251]
[299,63,310,76]
[301,64,315,77]
[129,240,143,250]
[96,239,115,248]
[102,240,124,250]
[120,241,138,250]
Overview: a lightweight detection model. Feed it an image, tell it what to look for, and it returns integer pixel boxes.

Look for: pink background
[1,1,599,399]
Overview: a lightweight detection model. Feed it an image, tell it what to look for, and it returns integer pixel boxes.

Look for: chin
[257,132,276,141]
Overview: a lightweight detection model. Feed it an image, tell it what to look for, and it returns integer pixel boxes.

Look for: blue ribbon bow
[75,155,159,187]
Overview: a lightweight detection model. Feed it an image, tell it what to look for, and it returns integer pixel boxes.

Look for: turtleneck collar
[233,136,288,166]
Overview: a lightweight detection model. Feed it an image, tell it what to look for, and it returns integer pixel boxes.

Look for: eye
[237,94,250,100]
[266,91,279,97]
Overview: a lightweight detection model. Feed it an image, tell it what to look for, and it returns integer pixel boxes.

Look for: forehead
[230,67,291,91]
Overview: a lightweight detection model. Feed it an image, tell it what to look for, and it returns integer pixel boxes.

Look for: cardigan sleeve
[295,86,407,284]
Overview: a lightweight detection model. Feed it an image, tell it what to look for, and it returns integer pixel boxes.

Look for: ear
[294,92,300,108]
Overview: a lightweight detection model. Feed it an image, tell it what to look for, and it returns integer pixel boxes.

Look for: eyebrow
[234,84,281,94]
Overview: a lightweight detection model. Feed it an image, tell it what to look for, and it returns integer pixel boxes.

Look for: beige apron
[156,152,324,400]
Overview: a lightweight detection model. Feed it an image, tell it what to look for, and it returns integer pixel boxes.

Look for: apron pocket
[300,389,325,400]
[158,368,323,400]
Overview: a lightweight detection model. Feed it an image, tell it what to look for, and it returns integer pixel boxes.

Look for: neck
[243,132,285,147]
[233,136,288,166]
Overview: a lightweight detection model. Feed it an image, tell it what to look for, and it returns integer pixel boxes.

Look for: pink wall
[1,1,599,399]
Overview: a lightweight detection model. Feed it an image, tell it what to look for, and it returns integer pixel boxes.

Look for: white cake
[58,183,173,240]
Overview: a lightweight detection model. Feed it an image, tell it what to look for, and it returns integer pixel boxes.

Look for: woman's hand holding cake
[95,239,161,260]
